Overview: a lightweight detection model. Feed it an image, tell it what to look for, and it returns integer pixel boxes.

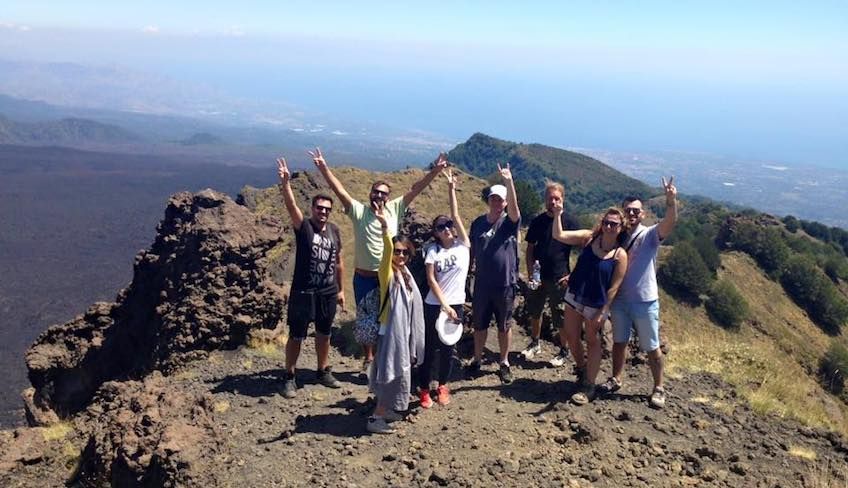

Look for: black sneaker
[465,360,481,377]
[282,372,297,399]
[317,367,341,389]
[550,347,570,367]
[499,363,513,385]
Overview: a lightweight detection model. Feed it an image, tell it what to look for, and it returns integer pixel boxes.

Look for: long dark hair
[392,235,416,291]
[590,207,629,248]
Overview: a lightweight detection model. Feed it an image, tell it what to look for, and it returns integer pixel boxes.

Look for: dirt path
[3,327,847,487]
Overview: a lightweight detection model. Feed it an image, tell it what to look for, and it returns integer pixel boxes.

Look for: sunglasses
[435,221,454,232]
[314,205,332,213]
[624,208,641,215]
[602,220,622,228]
[371,189,389,197]
[393,248,410,256]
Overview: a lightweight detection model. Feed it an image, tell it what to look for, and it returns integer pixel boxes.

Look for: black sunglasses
[624,208,641,215]
[435,221,455,232]
[371,189,389,197]
[314,205,332,213]
[393,248,410,256]
[602,220,622,228]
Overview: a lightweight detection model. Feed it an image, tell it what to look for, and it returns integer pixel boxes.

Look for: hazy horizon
[1,1,846,169]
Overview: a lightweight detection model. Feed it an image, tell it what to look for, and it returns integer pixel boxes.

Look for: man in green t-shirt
[312,148,447,375]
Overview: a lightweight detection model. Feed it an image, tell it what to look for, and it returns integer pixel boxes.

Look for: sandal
[597,376,622,395]
[571,384,596,405]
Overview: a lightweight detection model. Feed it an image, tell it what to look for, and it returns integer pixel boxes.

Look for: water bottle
[529,260,541,290]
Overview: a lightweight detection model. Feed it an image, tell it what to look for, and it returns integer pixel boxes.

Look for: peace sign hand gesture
[661,176,677,203]
[307,147,326,170]
[497,162,513,181]
[276,157,290,185]
[443,167,458,187]
[432,152,449,171]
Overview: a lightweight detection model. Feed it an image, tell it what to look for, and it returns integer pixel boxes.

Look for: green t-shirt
[347,196,406,271]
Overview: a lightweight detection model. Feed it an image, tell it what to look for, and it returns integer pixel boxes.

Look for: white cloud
[142,25,160,34]
[18,25,31,32]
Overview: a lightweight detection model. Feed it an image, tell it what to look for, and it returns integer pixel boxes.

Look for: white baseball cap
[488,184,507,200]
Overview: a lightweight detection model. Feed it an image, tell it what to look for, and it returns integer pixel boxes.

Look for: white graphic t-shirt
[424,240,470,306]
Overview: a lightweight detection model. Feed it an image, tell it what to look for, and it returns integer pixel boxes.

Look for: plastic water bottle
[529,260,541,290]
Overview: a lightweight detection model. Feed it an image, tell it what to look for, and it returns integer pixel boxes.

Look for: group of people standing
[276,149,678,435]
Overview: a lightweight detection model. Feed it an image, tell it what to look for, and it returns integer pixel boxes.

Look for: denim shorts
[610,299,660,352]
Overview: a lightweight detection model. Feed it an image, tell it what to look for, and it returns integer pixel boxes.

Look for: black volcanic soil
[3,326,847,487]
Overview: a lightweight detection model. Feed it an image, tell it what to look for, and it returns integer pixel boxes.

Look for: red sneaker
[419,390,433,409]
[436,385,451,406]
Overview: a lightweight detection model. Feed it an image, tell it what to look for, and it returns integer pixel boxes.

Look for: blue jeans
[610,300,660,352]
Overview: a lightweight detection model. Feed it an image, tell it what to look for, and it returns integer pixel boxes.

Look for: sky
[1,1,846,167]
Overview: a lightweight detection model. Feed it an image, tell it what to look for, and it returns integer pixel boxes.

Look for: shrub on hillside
[705,280,749,329]
[780,255,848,335]
[659,241,713,300]
[820,343,848,397]
[782,215,800,233]
[693,238,722,274]
[724,222,790,276]
[824,256,848,282]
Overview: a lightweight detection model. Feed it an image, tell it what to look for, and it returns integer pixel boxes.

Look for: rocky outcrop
[25,190,285,421]
[75,372,218,487]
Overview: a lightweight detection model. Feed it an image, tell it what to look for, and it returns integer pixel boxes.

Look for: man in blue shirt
[467,164,521,384]
[598,177,677,408]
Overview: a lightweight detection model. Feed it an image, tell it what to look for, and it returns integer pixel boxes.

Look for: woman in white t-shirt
[419,168,470,409]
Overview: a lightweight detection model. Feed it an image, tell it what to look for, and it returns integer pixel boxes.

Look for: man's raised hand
[308,147,326,170]
[497,162,513,181]
[276,157,290,184]
[432,152,449,171]
[661,176,677,201]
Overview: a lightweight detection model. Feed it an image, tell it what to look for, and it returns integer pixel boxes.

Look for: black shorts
[472,285,516,332]
[525,278,567,323]
[287,289,338,340]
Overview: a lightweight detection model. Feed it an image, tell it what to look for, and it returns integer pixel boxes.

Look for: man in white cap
[467,164,521,384]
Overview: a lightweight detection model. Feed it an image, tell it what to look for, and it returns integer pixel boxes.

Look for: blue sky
[1,1,846,167]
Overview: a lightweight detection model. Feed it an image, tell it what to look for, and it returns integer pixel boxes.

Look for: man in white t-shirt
[598,177,677,408]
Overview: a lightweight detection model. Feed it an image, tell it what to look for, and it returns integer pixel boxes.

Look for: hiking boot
[366,416,395,434]
[384,410,404,423]
[436,385,451,406]
[650,387,666,409]
[360,359,373,380]
[597,376,622,395]
[521,339,542,359]
[317,367,341,389]
[550,348,570,367]
[419,389,433,409]
[571,384,596,405]
[499,363,514,385]
[281,373,297,399]
[465,360,481,377]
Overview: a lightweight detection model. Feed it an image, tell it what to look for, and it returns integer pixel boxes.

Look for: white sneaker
[549,348,570,367]
[521,340,542,358]
[366,416,395,434]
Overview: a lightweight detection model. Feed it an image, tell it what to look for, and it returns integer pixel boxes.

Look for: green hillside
[447,133,654,211]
